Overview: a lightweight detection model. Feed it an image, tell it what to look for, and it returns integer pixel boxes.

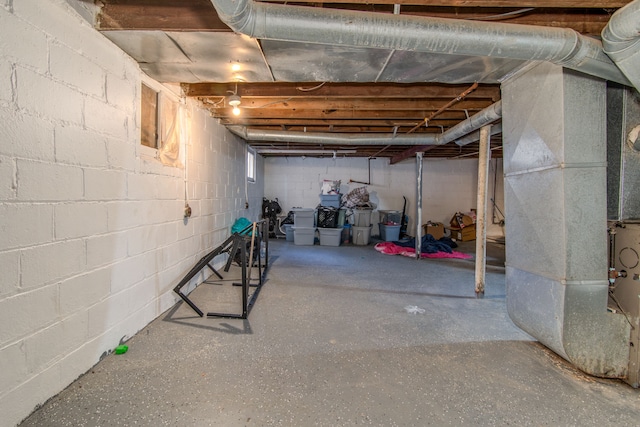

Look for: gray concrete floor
[20,239,640,426]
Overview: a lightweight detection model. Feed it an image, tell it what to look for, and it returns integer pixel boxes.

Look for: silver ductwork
[602,0,640,92]
[226,127,438,146]
[210,0,630,86]
[228,101,501,147]
[503,62,630,380]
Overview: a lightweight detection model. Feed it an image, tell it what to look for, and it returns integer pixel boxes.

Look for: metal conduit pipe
[210,0,630,86]
[602,0,640,92]
[227,101,502,146]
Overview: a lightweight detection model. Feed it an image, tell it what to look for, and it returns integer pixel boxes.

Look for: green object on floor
[115,345,128,355]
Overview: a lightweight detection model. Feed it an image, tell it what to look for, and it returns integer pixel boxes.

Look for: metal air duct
[226,127,439,146]
[227,101,502,147]
[210,0,630,86]
[602,0,640,92]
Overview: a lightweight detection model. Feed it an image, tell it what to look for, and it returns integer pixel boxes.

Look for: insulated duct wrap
[602,0,640,92]
[211,0,630,86]
[227,101,502,146]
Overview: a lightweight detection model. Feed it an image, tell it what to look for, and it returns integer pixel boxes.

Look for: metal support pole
[416,152,424,259]
[475,125,491,297]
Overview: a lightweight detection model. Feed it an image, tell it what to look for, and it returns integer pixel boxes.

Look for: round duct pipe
[210,0,630,86]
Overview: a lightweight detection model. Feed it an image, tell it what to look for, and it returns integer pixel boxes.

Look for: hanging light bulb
[228,93,241,116]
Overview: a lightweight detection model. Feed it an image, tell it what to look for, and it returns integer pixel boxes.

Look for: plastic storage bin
[293,208,315,228]
[379,223,401,241]
[379,210,401,225]
[353,209,373,227]
[283,224,294,242]
[320,194,341,208]
[292,226,316,245]
[318,227,343,246]
[352,225,372,245]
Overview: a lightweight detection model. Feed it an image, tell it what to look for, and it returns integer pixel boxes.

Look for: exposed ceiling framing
[97,0,630,160]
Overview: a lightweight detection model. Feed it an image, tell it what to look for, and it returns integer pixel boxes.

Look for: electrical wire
[202,97,225,107]
[296,82,326,92]
[407,82,478,134]
[466,8,536,21]
[608,290,635,330]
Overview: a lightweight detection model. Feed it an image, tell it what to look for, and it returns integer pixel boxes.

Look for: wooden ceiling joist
[97,0,631,158]
[185,82,501,99]
[211,108,478,120]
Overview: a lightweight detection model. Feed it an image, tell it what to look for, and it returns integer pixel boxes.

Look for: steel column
[415,152,423,259]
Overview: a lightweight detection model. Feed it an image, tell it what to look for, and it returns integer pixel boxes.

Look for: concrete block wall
[264,156,504,237]
[0,1,264,425]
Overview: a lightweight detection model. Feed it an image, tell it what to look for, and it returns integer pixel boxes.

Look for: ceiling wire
[296,82,326,92]
[202,97,225,107]
[466,8,536,21]
[407,81,479,134]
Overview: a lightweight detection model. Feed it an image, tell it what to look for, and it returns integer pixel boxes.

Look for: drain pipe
[602,0,640,92]
[210,0,630,86]
[227,101,502,147]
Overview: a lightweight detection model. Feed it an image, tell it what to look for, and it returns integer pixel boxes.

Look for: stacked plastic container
[282,224,294,242]
[378,210,402,241]
[317,193,343,246]
[352,208,373,245]
[292,208,316,245]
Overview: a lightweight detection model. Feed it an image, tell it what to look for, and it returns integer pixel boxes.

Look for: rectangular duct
[503,62,629,378]
[607,84,640,221]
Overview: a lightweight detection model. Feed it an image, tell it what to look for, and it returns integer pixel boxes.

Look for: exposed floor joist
[97,0,629,159]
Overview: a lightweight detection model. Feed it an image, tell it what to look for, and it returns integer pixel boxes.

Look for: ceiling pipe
[455,123,503,146]
[602,0,640,92]
[255,149,356,155]
[228,101,502,148]
[210,0,631,86]
[439,101,502,145]
[227,126,438,145]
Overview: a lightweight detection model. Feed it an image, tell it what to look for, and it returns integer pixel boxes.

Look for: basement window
[141,83,158,149]
[247,147,256,183]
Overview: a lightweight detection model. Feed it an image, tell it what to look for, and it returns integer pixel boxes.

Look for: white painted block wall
[0,1,264,425]
[264,156,505,237]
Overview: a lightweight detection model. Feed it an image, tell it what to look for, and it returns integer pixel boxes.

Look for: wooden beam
[185,82,501,99]
[98,0,229,31]
[212,108,472,120]
[220,119,466,127]
[241,125,449,133]
[391,145,438,164]
[205,97,493,110]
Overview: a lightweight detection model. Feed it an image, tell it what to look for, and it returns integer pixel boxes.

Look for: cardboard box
[450,212,474,229]
[423,222,445,240]
[448,224,476,241]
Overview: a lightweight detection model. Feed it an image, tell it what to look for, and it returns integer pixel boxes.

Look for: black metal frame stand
[173,220,269,319]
